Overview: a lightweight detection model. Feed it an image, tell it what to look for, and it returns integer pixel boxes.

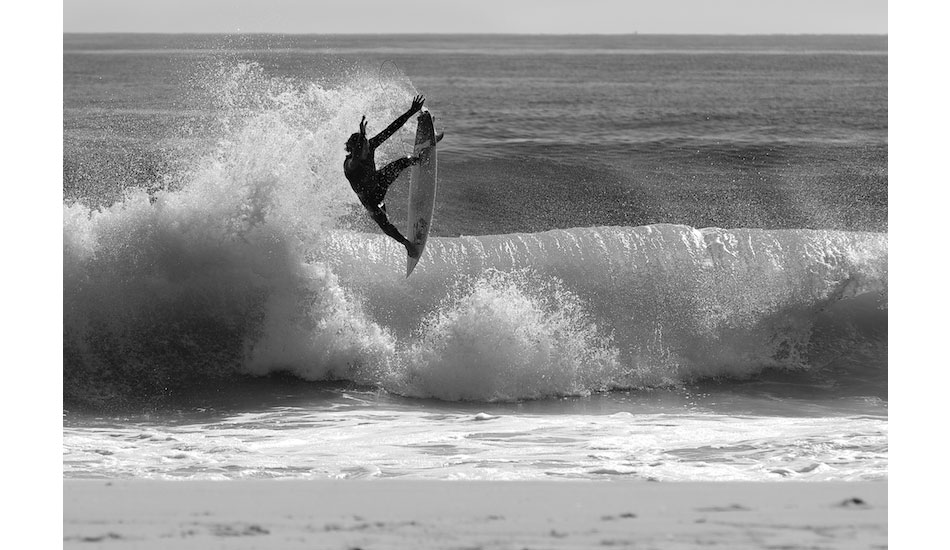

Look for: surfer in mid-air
[344,94,442,258]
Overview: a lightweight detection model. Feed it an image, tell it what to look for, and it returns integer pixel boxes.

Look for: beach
[64,479,886,549]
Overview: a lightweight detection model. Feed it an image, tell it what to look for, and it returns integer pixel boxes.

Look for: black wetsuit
[344,108,419,250]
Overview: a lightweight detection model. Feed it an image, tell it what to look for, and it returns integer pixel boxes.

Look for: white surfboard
[406,110,438,277]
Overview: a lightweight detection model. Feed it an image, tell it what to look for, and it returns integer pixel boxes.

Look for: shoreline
[65,479,886,549]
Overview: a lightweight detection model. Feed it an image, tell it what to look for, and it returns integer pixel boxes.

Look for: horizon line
[62,31,889,37]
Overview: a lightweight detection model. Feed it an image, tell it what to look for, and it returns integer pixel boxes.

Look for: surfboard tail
[406,256,421,278]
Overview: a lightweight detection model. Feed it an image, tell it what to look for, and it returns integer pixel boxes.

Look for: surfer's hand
[359,115,367,135]
[410,95,425,113]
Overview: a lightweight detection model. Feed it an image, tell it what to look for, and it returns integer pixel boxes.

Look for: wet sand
[64,479,886,549]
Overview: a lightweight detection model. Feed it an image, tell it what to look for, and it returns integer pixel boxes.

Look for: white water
[63,394,887,481]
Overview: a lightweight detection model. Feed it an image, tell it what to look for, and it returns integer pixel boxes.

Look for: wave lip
[64,209,888,407]
[327,224,887,400]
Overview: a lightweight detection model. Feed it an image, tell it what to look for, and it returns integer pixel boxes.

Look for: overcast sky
[63,0,887,34]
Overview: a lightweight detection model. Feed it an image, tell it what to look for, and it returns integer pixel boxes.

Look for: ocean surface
[63,34,887,481]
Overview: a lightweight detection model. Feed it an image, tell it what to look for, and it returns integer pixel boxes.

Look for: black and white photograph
[57,1,892,547]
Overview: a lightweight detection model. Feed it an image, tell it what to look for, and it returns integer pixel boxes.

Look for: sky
[63,0,887,34]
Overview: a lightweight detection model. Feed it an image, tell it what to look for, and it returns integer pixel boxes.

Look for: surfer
[344,94,442,258]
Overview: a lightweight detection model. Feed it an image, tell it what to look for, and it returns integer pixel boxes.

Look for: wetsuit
[344,99,423,255]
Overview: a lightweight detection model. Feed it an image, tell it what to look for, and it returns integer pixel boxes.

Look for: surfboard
[406,110,438,277]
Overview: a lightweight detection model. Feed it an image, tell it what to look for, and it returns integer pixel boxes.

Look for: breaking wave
[62,62,887,408]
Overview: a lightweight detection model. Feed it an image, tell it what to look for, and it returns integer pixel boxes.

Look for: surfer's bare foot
[409,155,422,165]
[405,242,420,258]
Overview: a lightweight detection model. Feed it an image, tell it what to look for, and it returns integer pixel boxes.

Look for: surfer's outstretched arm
[368,95,425,150]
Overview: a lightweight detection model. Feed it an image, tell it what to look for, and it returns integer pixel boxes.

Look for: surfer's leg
[373,156,416,198]
[378,156,415,179]
[368,206,417,256]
